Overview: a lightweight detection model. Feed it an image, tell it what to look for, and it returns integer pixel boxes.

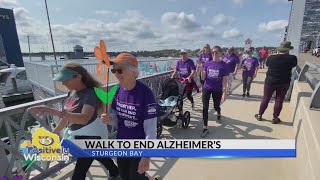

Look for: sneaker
[246,92,250,97]
[217,114,222,124]
[242,94,245,98]
[272,118,282,124]
[200,128,209,138]
[110,174,120,180]
[254,114,262,121]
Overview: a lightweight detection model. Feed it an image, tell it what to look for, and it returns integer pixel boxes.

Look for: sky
[0,0,292,52]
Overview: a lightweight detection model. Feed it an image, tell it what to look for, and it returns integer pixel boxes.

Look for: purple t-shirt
[203,61,228,92]
[111,81,157,139]
[242,58,259,77]
[222,54,240,74]
[198,53,213,64]
[176,59,196,78]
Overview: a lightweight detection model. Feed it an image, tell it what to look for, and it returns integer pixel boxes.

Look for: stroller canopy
[160,78,179,100]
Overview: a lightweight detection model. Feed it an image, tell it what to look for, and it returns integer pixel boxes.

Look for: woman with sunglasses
[200,46,228,137]
[196,44,213,85]
[100,53,160,180]
[27,63,120,180]
[171,49,196,110]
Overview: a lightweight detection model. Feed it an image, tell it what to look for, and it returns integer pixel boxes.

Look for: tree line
[22,46,277,57]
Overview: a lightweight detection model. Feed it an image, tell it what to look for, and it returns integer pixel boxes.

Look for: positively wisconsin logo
[20,128,70,163]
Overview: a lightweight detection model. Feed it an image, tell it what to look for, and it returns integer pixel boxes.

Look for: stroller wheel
[182,111,191,129]
[157,122,163,139]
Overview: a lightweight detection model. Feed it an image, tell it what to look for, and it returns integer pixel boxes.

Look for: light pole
[44,0,57,66]
[27,35,31,61]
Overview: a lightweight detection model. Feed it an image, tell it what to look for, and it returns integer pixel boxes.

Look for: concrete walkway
[47,69,298,180]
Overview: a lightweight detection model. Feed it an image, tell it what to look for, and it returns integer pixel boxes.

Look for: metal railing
[0,71,173,179]
[24,58,179,96]
[297,61,320,110]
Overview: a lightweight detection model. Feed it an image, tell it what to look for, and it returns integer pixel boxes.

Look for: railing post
[310,81,320,110]
[0,91,5,108]
[0,145,10,177]
[286,67,298,101]
[11,77,18,93]
[51,65,58,95]
[298,63,309,81]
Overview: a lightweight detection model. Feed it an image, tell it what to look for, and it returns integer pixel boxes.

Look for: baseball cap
[180,49,188,53]
[110,53,138,67]
[52,67,78,82]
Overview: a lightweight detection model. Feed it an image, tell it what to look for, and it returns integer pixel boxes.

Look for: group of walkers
[26,41,297,179]
[172,41,297,137]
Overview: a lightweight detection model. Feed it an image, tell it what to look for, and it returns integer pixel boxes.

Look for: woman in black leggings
[241,50,259,97]
[200,46,228,137]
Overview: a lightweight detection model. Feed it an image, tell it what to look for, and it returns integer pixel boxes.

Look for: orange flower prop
[94,40,111,83]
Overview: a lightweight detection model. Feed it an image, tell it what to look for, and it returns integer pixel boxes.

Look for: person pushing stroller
[171,49,197,111]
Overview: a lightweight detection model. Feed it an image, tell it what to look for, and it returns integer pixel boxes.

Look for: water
[22,56,199,76]
[1,90,36,140]
[0,113,38,140]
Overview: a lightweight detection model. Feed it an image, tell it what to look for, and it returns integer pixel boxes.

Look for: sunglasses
[111,69,123,74]
[204,46,209,49]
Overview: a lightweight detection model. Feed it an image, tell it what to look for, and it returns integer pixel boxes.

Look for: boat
[0,64,32,95]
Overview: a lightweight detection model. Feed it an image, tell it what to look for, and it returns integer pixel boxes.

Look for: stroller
[156,78,191,138]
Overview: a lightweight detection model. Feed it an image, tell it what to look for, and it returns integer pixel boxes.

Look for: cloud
[10,3,239,52]
[3,3,48,46]
[223,28,243,38]
[136,31,157,39]
[265,0,289,4]
[161,12,200,32]
[231,0,246,6]
[94,10,118,16]
[14,8,161,51]
[55,7,62,12]
[199,6,207,14]
[258,20,288,32]
[212,14,236,26]
[0,0,18,8]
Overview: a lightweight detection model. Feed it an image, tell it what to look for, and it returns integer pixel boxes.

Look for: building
[0,8,23,67]
[286,0,320,55]
[66,45,85,59]
[284,26,289,42]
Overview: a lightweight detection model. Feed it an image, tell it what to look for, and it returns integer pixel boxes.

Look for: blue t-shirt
[111,81,157,139]
[253,51,259,59]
